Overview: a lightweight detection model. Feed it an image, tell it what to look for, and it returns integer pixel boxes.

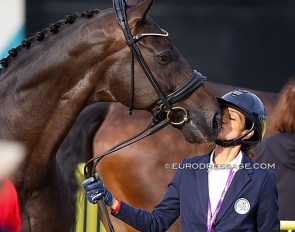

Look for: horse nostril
[212,112,222,132]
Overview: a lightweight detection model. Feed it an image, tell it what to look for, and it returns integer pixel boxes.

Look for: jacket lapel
[195,154,211,218]
[214,154,253,224]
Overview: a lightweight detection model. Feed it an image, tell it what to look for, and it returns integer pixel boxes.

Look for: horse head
[0,0,221,145]
[94,0,222,143]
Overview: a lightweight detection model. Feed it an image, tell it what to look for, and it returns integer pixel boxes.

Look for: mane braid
[0,9,101,70]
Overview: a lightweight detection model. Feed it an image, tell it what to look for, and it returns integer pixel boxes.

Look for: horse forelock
[0,9,104,72]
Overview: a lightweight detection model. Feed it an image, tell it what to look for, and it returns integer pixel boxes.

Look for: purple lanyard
[207,169,234,232]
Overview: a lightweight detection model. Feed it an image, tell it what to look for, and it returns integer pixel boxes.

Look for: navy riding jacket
[113,152,280,231]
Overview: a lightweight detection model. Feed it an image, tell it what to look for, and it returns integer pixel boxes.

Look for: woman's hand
[82,175,114,206]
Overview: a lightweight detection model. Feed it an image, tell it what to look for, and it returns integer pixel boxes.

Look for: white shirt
[208,150,243,214]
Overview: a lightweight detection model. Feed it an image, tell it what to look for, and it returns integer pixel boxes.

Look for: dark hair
[271,77,295,133]
[241,118,255,160]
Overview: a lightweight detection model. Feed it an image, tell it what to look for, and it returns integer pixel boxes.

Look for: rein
[83,0,206,231]
[84,119,170,232]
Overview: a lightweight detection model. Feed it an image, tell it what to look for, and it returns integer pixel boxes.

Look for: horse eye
[157,52,171,62]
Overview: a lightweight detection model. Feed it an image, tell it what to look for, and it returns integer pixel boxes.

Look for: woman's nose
[221,116,226,124]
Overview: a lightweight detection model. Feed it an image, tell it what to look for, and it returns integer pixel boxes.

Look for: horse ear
[126,0,153,28]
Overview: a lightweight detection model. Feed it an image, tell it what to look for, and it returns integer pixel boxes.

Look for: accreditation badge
[234,198,250,214]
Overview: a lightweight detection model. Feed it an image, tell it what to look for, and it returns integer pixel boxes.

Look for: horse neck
[0,10,117,149]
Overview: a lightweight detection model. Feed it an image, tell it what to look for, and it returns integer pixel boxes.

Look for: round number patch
[234,198,250,214]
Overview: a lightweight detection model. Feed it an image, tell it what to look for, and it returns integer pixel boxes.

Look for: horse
[78,82,277,232]
[0,0,223,230]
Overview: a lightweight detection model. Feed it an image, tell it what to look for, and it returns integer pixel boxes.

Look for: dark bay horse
[0,0,222,231]
[81,82,277,231]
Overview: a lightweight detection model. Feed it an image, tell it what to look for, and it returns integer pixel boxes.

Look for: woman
[83,90,280,231]
[255,77,295,220]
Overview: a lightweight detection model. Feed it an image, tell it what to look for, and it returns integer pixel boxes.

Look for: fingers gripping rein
[82,173,114,206]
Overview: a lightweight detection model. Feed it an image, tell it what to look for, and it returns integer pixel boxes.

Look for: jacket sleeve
[256,171,280,231]
[113,160,184,232]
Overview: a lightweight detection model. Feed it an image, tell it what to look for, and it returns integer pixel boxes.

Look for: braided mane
[0,9,101,71]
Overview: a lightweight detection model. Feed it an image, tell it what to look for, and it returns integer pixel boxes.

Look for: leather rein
[83,0,206,231]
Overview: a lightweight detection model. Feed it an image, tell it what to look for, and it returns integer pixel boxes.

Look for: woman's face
[217,107,248,141]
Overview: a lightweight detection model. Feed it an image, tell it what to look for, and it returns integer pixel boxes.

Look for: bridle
[83,0,206,231]
[113,0,205,122]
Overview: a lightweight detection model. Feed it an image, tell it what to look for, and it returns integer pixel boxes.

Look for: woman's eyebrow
[228,109,243,120]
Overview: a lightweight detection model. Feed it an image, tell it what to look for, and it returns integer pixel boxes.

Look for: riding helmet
[215,89,267,148]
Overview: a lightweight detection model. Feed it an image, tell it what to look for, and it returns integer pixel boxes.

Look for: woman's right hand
[82,174,114,206]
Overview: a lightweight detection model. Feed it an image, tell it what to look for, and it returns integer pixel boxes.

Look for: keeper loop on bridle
[126,37,137,46]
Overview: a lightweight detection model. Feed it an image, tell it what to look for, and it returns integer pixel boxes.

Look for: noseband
[113,0,205,124]
[84,1,206,230]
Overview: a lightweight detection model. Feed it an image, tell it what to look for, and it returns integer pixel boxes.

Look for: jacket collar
[196,151,253,223]
[214,152,254,224]
[195,151,254,225]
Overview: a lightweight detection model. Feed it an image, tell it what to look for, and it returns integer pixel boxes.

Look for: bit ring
[167,106,189,125]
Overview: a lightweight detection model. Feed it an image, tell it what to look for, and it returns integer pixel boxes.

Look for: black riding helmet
[215,90,267,148]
